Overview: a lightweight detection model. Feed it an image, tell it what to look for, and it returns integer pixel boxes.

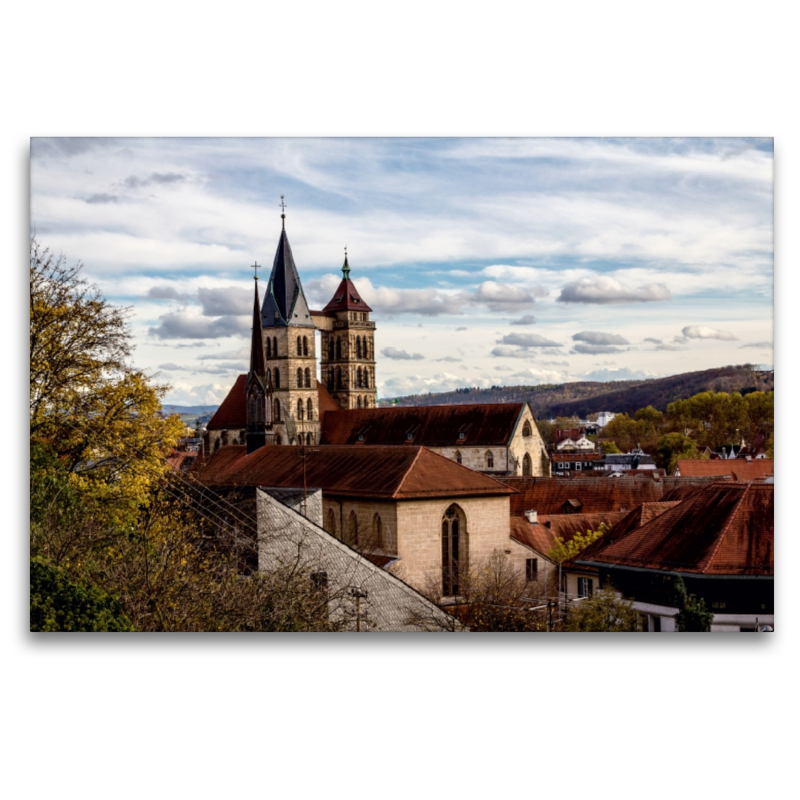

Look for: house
[554,428,595,452]
[195,443,534,600]
[599,448,657,472]
[256,488,457,631]
[550,452,604,476]
[574,482,774,632]
[597,411,616,427]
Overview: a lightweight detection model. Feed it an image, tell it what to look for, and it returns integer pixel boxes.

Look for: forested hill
[378,366,773,419]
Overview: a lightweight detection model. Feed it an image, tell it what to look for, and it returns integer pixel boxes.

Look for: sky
[30,137,774,407]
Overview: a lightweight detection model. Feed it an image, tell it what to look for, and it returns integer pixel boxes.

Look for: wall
[509,405,550,477]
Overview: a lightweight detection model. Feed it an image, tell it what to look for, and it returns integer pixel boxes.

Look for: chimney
[525,509,538,525]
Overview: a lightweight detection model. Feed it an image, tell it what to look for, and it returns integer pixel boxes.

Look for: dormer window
[406,433,413,441]
[459,432,465,440]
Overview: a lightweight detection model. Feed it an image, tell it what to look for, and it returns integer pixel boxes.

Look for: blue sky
[30,137,774,406]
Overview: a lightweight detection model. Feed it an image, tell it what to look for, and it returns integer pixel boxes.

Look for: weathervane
[280,195,286,230]
[252,260,260,281]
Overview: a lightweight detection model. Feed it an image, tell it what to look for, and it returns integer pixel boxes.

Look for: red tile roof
[206,375,247,431]
[674,458,774,480]
[195,444,514,500]
[320,403,525,447]
[577,483,774,575]
[207,376,343,431]
[321,276,373,313]
[503,475,664,516]
[511,512,626,556]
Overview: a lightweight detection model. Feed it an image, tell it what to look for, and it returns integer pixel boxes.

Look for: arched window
[274,399,281,421]
[522,452,532,476]
[266,338,272,358]
[307,398,313,420]
[522,421,532,437]
[455,450,462,465]
[303,336,309,356]
[356,338,362,359]
[357,396,362,409]
[266,367,271,386]
[297,368,303,388]
[441,504,466,596]
[363,370,369,389]
[232,437,239,446]
[272,336,278,356]
[336,337,342,359]
[347,510,359,546]
[274,368,280,389]
[328,367,334,390]
[275,433,282,445]
[297,399,304,420]
[306,432,313,445]
[363,336,368,358]
[373,514,383,549]
[328,338,334,361]
[357,366,362,388]
[486,451,494,469]
[214,438,221,451]
[297,336,302,355]
[325,508,337,537]
[336,367,342,389]
[304,367,311,388]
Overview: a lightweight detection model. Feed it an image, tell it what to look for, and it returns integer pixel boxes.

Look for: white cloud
[681,325,738,341]
[572,330,630,345]
[572,344,625,355]
[510,314,537,325]
[497,333,562,347]
[381,347,425,360]
[558,277,671,304]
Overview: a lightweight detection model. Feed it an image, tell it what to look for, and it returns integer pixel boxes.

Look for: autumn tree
[564,585,642,632]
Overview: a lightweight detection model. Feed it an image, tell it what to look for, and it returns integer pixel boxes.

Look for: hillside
[378,366,773,419]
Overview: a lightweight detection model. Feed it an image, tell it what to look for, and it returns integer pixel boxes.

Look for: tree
[674,577,713,632]
[656,432,707,472]
[547,523,609,564]
[564,585,642,632]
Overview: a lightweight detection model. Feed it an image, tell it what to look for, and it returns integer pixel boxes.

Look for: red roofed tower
[319,250,376,411]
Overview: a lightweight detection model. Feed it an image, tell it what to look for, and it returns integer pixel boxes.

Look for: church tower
[245,271,273,454]
[319,251,376,410]
[260,203,320,445]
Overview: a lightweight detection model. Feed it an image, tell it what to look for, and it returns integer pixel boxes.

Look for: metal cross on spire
[252,260,260,281]
[280,195,286,230]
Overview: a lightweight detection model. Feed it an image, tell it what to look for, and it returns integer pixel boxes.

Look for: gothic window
[297,399,304,420]
[347,511,359,546]
[357,396,362,409]
[328,338,334,361]
[328,368,334,390]
[306,432,313,445]
[297,336,302,355]
[336,367,342,389]
[274,368,280,389]
[455,450,462,465]
[274,399,281,421]
[364,370,369,389]
[325,508,337,537]
[523,421,532,437]
[441,504,466,596]
[304,367,311,388]
[232,437,239,446]
[373,514,383,549]
[307,398,313,420]
[273,336,278,356]
[297,368,303,388]
[275,433,282,445]
[303,336,309,356]
[214,438,221,451]
[357,367,362,388]
[267,338,272,358]
[363,336,368,358]
[266,367,271,386]
[522,453,532,476]
[356,338,362,358]
[336,336,342,359]
[486,451,494,469]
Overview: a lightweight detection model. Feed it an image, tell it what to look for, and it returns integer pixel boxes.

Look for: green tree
[547,523,609,564]
[564,585,642,632]
[674,577,713,632]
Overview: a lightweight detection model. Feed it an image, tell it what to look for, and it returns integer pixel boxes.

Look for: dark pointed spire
[342,246,351,279]
[280,195,286,231]
[249,274,266,380]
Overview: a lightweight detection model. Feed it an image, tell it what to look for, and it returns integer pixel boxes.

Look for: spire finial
[342,245,350,279]
[252,260,260,281]
[280,195,286,230]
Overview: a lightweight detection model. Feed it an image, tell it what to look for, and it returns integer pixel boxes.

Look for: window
[441,504,467,596]
[328,367,334,390]
[267,338,272,358]
[455,450,462,464]
[274,368,280,389]
[576,462,581,470]
[325,508,337,537]
[578,577,594,598]
[357,396,362,409]
[336,367,342,389]
[307,398,313,420]
[486,451,494,469]
[373,514,383,549]
[522,421,532,437]
[336,336,342,359]
[275,433,282,445]
[328,338,334,361]
[303,336,309,356]
[297,368,303,388]
[306,432,313,445]
[305,367,311,388]
[297,399,304,420]
[522,453,532,476]
[526,558,538,582]
[272,336,278,356]
[357,366,363,387]
[356,338,362,358]
[274,399,281,421]
[297,336,302,355]
[346,511,359,546]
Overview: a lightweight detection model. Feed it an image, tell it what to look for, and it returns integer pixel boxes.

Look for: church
[203,208,550,479]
